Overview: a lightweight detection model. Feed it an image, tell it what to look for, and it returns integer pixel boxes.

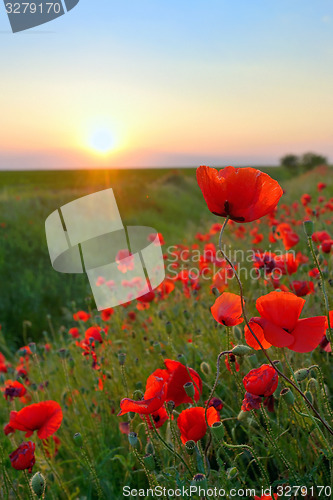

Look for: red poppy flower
[317,182,326,191]
[276,223,299,250]
[243,365,278,397]
[247,291,327,352]
[241,392,262,412]
[177,406,220,444]
[312,230,331,243]
[68,327,80,339]
[9,442,35,473]
[196,165,283,223]
[0,352,7,373]
[142,406,169,429]
[2,380,26,401]
[73,310,90,322]
[116,249,134,273]
[205,397,223,411]
[148,359,202,407]
[301,193,311,206]
[9,401,63,440]
[118,375,166,416]
[321,239,333,253]
[101,308,114,322]
[85,326,103,344]
[4,423,15,435]
[211,292,243,326]
[291,280,314,297]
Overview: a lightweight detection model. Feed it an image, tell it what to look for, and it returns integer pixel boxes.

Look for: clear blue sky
[0,0,332,168]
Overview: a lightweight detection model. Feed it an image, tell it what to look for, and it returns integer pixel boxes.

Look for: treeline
[280,152,328,176]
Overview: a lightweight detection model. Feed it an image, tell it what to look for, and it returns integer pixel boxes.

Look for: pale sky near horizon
[0,0,332,169]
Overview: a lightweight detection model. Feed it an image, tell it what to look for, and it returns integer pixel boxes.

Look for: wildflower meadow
[1,165,333,499]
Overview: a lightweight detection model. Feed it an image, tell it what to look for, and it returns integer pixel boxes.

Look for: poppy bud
[200,362,211,376]
[30,383,38,392]
[233,326,242,341]
[231,345,252,356]
[183,310,190,320]
[183,382,195,398]
[144,454,155,471]
[227,467,238,479]
[31,472,46,498]
[128,432,138,448]
[145,442,154,455]
[294,368,309,382]
[118,352,126,366]
[237,410,250,421]
[185,440,196,455]
[280,388,295,406]
[73,433,83,447]
[191,473,207,491]
[28,342,37,354]
[212,287,220,297]
[165,321,172,335]
[303,220,314,237]
[305,390,313,405]
[166,401,175,413]
[210,421,225,440]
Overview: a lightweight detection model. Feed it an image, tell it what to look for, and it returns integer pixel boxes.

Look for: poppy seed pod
[30,472,46,498]
[128,432,138,448]
[185,440,196,455]
[280,388,295,406]
[210,421,225,440]
[294,368,310,382]
[184,382,195,398]
[191,473,208,490]
[73,433,83,447]
[118,352,126,366]
[303,220,314,237]
[166,400,175,413]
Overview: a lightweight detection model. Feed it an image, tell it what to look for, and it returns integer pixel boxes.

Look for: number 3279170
[5,3,62,14]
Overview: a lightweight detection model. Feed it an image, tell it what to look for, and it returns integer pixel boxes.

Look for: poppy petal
[244,319,272,350]
[256,291,305,332]
[254,318,294,348]
[289,317,328,353]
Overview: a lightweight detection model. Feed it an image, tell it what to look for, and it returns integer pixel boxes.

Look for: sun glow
[89,129,115,155]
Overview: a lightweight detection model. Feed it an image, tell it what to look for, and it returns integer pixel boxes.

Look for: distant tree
[300,152,328,172]
[280,154,299,173]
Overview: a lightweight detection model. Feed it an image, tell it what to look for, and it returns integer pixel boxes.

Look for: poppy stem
[148,416,192,475]
[307,236,333,352]
[217,218,333,437]
[23,470,34,500]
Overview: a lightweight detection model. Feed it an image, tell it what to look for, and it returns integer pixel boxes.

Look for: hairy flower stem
[221,440,270,489]
[148,416,191,475]
[0,441,23,500]
[307,236,333,351]
[23,471,34,500]
[217,217,333,436]
[80,447,105,499]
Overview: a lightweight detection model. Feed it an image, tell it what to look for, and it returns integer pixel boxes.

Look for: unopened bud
[185,440,196,455]
[73,432,83,447]
[58,348,68,359]
[303,220,314,237]
[144,454,155,471]
[227,467,238,479]
[280,388,295,406]
[177,353,186,364]
[200,362,211,376]
[145,441,154,455]
[294,368,309,382]
[237,410,250,421]
[183,310,190,320]
[128,432,138,448]
[183,382,195,398]
[210,421,225,440]
[233,326,242,341]
[212,287,220,297]
[30,472,46,498]
[231,345,252,356]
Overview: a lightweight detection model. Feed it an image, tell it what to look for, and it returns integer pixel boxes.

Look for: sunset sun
[89,128,115,154]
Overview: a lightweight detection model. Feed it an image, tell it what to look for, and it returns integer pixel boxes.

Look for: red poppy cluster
[242,365,278,412]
